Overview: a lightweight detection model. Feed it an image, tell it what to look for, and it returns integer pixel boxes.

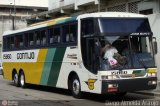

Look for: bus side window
[41,30,47,46]
[35,31,41,45]
[10,36,14,49]
[3,37,6,50]
[28,32,34,46]
[70,23,77,42]
[81,19,94,37]
[15,35,23,48]
[62,25,69,43]
[3,37,11,50]
[54,27,61,43]
[24,33,29,47]
[19,35,24,47]
[62,23,77,43]
[48,28,53,44]
[3,37,9,50]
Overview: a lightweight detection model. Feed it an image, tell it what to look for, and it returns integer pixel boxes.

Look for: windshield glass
[99,18,151,34]
[99,36,155,70]
[81,18,155,73]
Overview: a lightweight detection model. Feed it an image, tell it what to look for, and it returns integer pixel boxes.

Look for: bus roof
[77,12,147,19]
[3,16,76,36]
[3,12,147,36]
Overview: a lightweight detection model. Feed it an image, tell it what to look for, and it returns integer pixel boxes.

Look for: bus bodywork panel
[98,70,157,94]
[3,49,48,84]
[101,77,157,94]
[2,47,75,87]
[2,46,101,93]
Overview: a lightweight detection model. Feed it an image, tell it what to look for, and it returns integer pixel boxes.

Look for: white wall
[148,13,160,80]
[48,0,75,10]
[0,0,48,8]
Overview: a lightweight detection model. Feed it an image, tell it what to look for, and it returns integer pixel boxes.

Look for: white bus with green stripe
[2,12,157,98]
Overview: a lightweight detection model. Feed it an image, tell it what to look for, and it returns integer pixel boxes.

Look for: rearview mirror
[153,37,158,54]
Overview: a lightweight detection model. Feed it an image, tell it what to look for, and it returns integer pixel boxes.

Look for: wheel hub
[73,79,80,95]
[20,74,24,86]
[14,74,18,84]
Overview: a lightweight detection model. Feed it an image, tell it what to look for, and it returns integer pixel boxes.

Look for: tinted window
[10,36,14,49]
[99,18,151,33]
[28,32,34,46]
[15,35,23,48]
[62,23,77,43]
[49,27,61,44]
[81,19,94,36]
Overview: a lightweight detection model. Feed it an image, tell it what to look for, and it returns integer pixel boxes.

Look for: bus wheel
[19,72,26,88]
[13,72,19,87]
[71,76,82,98]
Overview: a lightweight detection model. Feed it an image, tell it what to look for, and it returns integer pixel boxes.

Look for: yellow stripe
[3,49,48,84]
[30,17,70,27]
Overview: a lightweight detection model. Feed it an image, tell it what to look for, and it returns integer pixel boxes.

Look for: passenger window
[48,28,54,44]
[35,31,41,45]
[28,33,34,46]
[49,27,61,44]
[62,25,69,43]
[41,30,47,46]
[3,37,7,50]
[62,23,77,43]
[70,23,77,42]
[15,35,23,48]
[81,19,94,37]
[24,33,29,47]
[10,36,14,49]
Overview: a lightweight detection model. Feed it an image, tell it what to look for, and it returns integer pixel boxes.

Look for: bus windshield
[99,18,151,35]
[99,36,155,70]
[81,18,155,72]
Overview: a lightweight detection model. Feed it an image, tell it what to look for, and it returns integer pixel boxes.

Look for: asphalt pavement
[0,75,160,106]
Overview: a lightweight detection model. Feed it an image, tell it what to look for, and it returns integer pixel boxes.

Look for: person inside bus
[101,41,127,69]
[101,42,118,69]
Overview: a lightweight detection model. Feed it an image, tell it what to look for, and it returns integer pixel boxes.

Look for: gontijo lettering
[17,52,35,59]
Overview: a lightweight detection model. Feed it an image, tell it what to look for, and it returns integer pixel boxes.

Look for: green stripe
[132,70,146,76]
[47,47,66,86]
[57,17,77,24]
[40,48,56,85]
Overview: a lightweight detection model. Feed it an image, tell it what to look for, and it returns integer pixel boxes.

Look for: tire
[13,72,19,87]
[71,75,82,98]
[19,71,26,88]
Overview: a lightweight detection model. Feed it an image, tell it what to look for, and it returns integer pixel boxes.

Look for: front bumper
[102,77,157,94]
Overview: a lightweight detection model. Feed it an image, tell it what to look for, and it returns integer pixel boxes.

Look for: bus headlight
[151,73,156,77]
[147,73,152,77]
[101,75,119,80]
[108,76,113,79]
[148,81,157,85]
[147,68,157,77]
[147,73,156,77]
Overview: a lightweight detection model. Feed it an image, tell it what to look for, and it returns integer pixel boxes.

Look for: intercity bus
[2,12,157,98]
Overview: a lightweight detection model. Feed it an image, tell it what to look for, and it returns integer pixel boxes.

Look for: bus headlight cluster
[101,75,119,80]
[147,73,156,77]
[148,81,157,85]
[147,68,157,77]
[108,84,118,88]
